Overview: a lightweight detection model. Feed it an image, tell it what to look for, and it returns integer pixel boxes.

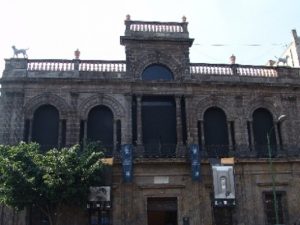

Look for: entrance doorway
[147,197,178,225]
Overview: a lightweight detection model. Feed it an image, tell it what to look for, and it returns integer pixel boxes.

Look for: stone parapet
[3,59,300,86]
[124,19,189,39]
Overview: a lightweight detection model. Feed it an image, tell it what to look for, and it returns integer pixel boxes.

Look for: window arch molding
[79,94,125,120]
[246,98,282,122]
[131,52,181,80]
[24,93,71,120]
[141,64,174,80]
[195,96,233,121]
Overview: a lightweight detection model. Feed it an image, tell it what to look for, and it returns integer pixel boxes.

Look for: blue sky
[1,0,300,73]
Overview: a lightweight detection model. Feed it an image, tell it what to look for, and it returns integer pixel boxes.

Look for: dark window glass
[87,105,113,156]
[142,64,173,80]
[253,108,276,157]
[32,105,59,152]
[204,107,229,157]
[264,192,286,225]
[142,96,176,157]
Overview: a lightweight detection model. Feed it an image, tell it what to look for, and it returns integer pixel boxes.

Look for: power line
[193,43,287,47]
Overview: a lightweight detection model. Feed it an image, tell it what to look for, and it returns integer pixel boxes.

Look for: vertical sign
[189,144,202,181]
[121,144,133,183]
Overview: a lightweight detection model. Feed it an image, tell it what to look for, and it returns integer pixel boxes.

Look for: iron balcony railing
[38,143,300,159]
[200,144,300,159]
[143,143,177,158]
[115,144,300,159]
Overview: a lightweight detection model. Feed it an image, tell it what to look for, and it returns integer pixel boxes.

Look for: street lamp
[267,114,287,225]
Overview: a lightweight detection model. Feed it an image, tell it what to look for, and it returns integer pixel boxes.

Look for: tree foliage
[0,142,106,225]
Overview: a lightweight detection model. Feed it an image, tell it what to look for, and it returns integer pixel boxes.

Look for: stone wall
[111,159,300,225]
[1,18,300,225]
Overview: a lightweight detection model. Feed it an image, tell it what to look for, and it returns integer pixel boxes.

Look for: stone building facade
[1,17,300,225]
[274,29,300,67]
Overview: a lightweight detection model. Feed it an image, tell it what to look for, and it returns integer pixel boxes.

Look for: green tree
[0,142,106,225]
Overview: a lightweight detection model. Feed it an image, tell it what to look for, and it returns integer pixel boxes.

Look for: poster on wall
[212,165,235,207]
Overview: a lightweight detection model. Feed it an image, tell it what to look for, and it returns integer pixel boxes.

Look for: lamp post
[267,114,287,225]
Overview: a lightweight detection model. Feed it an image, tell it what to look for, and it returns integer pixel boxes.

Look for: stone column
[249,121,255,155]
[58,119,63,148]
[184,96,192,144]
[136,95,143,145]
[200,120,205,147]
[124,95,132,144]
[136,95,144,157]
[69,93,80,146]
[28,119,33,142]
[83,120,87,146]
[7,92,25,145]
[113,119,118,155]
[274,122,281,150]
[175,96,184,157]
[227,121,233,151]
[175,96,183,146]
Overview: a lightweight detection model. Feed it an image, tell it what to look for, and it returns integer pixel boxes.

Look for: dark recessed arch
[32,104,59,152]
[203,107,229,157]
[252,108,276,157]
[87,105,114,154]
[141,64,174,80]
[142,96,177,157]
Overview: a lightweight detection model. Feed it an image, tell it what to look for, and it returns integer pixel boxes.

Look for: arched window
[141,64,174,80]
[203,107,229,157]
[252,108,276,157]
[32,104,59,152]
[87,105,114,155]
[142,96,177,157]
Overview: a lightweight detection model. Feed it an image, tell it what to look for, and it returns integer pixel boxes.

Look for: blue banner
[189,144,202,181]
[121,144,133,183]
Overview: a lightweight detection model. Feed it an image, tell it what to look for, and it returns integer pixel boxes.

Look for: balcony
[115,144,300,160]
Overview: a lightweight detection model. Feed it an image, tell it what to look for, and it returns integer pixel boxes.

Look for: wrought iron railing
[199,144,300,159]
[38,143,300,159]
[143,143,177,158]
[113,144,300,159]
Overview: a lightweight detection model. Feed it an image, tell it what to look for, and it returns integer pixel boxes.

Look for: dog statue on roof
[275,55,289,66]
[12,45,29,58]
